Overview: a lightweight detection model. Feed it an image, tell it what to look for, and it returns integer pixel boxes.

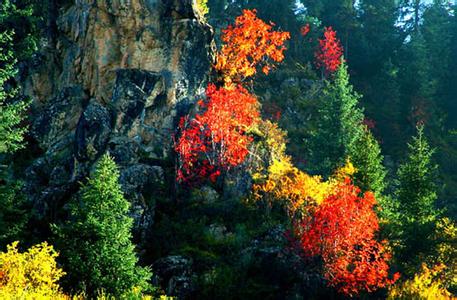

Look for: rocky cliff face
[21,0,214,235]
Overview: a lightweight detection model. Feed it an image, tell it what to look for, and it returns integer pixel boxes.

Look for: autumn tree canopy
[315,26,344,75]
[296,179,398,295]
[215,9,290,84]
[176,9,290,184]
[176,84,260,183]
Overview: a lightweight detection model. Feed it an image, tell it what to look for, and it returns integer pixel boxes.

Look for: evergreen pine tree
[350,127,387,197]
[308,62,364,176]
[397,125,438,224]
[354,0,399,72]
[395,125,440,274]
[0,0,39,61]
[308,62,386,196]
[446,3,457,129]
[0,173,28,248]
[55,154,151,297]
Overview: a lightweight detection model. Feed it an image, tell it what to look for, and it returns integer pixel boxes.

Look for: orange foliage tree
[175,84,260,183]
[296,178,399,296]
[176,10,290,184]
[215,9,290,84]
[315,26,344,75]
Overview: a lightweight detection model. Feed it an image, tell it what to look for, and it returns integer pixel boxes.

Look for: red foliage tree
[175,10,289,184]
[296,178,399,296]
[315,26,344,75]
[175,84,260,183]
[215,9,290,84]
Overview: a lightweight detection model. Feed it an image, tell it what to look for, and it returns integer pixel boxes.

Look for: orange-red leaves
[300,24,310,36]
[175,84,260,183]
[175,10,289,184]
[296,179,398,296]
[215,9,290,84]
[315,26,344,75]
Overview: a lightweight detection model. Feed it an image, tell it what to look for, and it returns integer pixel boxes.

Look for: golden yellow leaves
[253,158,353,217]
[253,158,331,210]
[195,0,209,18]
[0,241,67,300]
[388,264,454,300]
[433,217,457,291]
[251,121,357,217]
[334,158,357,181]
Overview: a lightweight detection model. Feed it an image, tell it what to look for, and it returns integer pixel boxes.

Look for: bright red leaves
[296,179,399,296]
[176,9,289,184]
[175,84,260,183]
[315,26,344,75]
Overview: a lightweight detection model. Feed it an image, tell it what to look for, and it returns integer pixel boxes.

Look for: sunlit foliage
[432,217,457,292]
[388,264,453,300]
[315,26,344,75]
[251,121,333,215]
[252,123,358,217]
[215,9,290,84]
[0,241,67,299]
[176,9,289,184]
[296,179,399,296]
[195,0,209,18]
[176,84,260,183]
[253,157,333,216]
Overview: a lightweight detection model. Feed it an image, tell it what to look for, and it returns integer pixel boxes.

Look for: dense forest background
[0,0,456,299]
[208,0,457,217]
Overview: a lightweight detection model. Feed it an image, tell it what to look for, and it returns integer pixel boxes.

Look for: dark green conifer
[56,154,151,297]
[395,125,440,274]
[308,62,386,196]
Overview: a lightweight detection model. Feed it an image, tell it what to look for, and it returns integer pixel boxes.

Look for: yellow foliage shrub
[388,264,455,300]
[333,158,357,181]
[251,120,362,217]
[251,121,357,216]
[0,241,68,300]
[433,217,457,291]
[251,120,288,164]
[253,157,333,214]
[0,242,171,300]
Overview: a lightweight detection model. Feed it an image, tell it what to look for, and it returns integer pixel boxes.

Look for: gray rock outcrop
[22,0,214,234]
